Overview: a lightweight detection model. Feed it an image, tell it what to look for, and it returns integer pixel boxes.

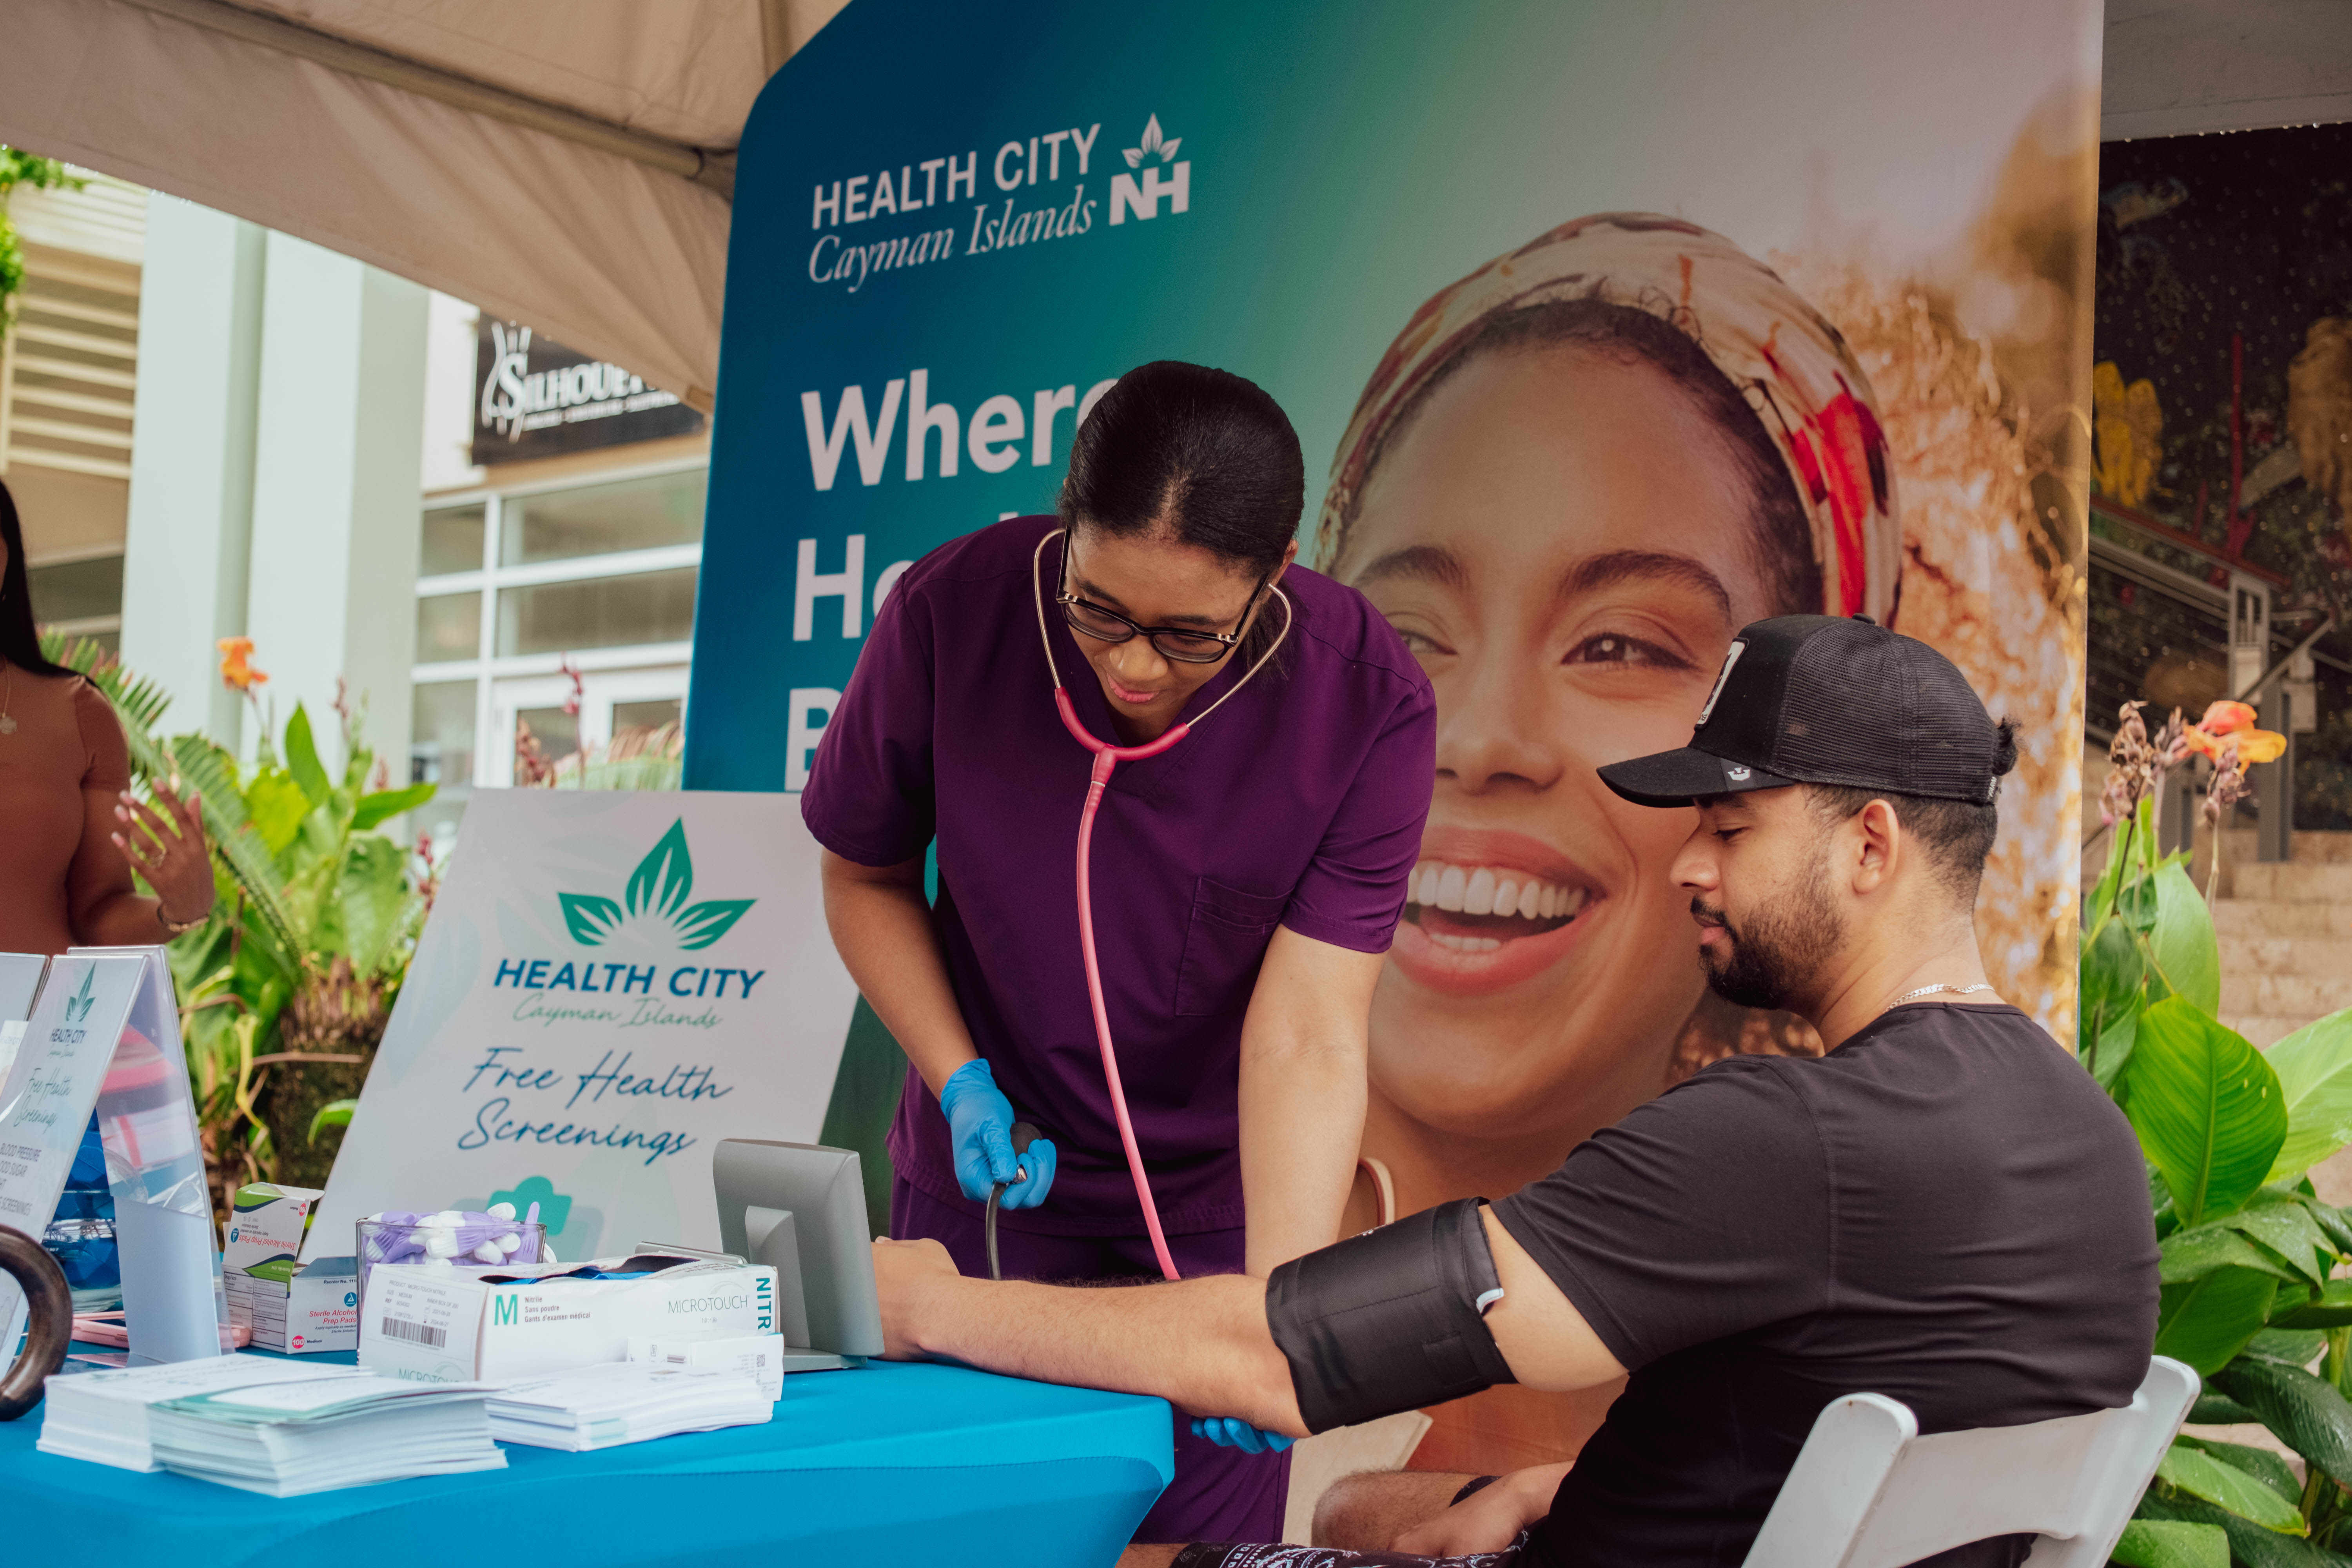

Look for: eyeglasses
[1057,542,1268,664]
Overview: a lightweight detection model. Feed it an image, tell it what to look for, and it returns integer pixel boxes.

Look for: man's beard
[1693,860,1846,1012]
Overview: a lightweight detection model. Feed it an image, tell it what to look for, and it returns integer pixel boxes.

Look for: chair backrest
[1740,1356,2198,1568]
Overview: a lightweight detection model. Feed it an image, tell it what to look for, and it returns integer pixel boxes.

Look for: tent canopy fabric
[0,0,2347,412]
[0,0,848,407]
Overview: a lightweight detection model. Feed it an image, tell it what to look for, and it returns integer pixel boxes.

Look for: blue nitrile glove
[1192,1417,1296,1454]
[939,1060,1056,1208]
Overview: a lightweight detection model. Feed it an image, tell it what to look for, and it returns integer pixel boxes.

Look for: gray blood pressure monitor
[712,1140,886,1371]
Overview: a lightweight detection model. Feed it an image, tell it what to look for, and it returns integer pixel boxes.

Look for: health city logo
[807,113,1193,295]
[492,821,764,1006]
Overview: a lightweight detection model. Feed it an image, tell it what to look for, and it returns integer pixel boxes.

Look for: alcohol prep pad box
[629,1332,785,1401]
[226,1255,359,1353]
[222,1183,324,1271]
[361,1258,778,1384]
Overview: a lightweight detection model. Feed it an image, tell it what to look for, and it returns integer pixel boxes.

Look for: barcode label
[380,1316,446,1347]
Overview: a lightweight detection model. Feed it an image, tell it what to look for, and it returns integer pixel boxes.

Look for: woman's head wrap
[1316,213,1899,621]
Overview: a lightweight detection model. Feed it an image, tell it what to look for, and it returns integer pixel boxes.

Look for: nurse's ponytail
[1060,361,1304,579]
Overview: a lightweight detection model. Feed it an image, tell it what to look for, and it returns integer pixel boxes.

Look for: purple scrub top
[801,515,1435,1237]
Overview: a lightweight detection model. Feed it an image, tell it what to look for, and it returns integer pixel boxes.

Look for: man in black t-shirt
[871,616,2159,1568]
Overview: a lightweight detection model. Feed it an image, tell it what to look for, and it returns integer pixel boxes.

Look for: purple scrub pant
[892,1176,1294,1545]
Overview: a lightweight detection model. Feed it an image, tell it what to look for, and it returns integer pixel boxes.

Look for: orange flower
[218,636,268,692]
[2182,711,2286,766]
[2196,700,2259,735]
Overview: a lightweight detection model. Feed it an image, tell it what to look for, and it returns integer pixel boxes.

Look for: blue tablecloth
[0,1350,1172,1567]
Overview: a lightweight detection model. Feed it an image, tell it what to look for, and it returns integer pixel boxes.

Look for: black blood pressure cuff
[1264,1198,1516,1434]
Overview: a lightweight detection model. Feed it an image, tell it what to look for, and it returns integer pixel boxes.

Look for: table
[0,1350,1173,1567]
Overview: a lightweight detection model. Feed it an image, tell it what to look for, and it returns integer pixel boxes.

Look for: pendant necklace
[0,657,14,735]
[1887,982,1992,1009]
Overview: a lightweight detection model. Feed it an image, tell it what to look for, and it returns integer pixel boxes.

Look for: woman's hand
[109,777,215,931]
[1390,1463,1572,1557]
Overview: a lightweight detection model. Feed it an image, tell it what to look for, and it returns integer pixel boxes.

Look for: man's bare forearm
[904,1270,1308,1436]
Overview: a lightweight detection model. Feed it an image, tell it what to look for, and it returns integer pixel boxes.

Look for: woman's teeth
[1407,861,1590,951]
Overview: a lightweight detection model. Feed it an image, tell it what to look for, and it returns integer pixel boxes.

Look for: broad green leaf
[284,704,331,807]
[2112,1519,2230,1568]
[2149,862,2223,1015]
[2129,1000,2288,1227]
[2217,1358,2352,1488]
[350,782,436,833]
[2269,1279,2352,1330]
[243,769,310,855]
[2190,1388,2261,1425]
[2243,1328,2331,1369]
[2096,1005,2144,1095]
[2135,1490,2331,1568]
[2303,1197,2352,1254]
[307,1099,358,1145]
[2227,1204,2334,1286]
[626,819,695,918]
[2159,1267,2279,1373]
[2156,1443,2307,1532]
[674,898,753,951]
[2163,1223,2299,1285]
[2265,1011,2352,1183]
[338,836,414,976]
[559,893,623,946]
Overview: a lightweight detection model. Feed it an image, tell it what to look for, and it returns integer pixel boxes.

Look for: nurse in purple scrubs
[802,361,1436,1541]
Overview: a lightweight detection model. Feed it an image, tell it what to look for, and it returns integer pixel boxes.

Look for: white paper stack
[145,1374,507,1495]
[485,1361,771,1451]
[38,1356,354,1471]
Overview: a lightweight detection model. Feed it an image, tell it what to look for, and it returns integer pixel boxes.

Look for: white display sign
[0,954,144,1351]
[0,952,49,1087]
[313,789,859,1263]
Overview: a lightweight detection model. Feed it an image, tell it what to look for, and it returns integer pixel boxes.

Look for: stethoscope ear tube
[985,1120,1042,1282]
[0,1222,71,1421]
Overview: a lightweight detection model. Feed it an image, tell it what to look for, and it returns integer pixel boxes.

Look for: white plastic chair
[1742,1356,2199,1568]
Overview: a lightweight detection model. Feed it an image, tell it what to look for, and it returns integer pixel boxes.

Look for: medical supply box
[360,1256,780,1384]
[220,1183,356,1352]
[225,1254,360,1353]
[222,1182,323,1270]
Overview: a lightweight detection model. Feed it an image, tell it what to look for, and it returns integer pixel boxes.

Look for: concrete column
[119,195,267,750]
[245,232,426,785]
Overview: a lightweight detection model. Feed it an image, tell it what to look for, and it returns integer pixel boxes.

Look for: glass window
[421,504,486,576]
[501,470,706,566]
[409,680,476,841]
[517,706,579,766]
[496,568,696,656]
[613,697,683,737]
[416,591,483,662]
[27,555,123,624]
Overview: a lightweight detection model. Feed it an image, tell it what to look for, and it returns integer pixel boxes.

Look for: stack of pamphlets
[146,1374,506,1495]
[484,1361,772,1451]
[38,1356,349,1471]
[39,1357,505,1494]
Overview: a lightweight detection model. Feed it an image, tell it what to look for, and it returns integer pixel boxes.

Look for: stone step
[2225,1015,2309,1050]
[2232,862,2352,904]
[2220,973,2352,1018]
[2218,936,2352,979]
[2214,900,2352,938]
[2212,829,2352,866]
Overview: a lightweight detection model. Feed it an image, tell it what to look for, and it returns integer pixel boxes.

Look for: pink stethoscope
[1031,528,1293,1281]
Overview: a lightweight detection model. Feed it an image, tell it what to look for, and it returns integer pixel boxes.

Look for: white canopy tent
[0,0,2347,412]
[0,0,849,408]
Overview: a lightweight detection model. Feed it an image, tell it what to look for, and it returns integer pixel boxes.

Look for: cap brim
[1598,747,1797,807]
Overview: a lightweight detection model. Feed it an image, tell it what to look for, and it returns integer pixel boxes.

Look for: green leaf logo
[556,819,755,951]
[63,965,96,1024]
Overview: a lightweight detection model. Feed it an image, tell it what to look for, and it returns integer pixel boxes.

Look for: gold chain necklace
[1887,982,1992,1009]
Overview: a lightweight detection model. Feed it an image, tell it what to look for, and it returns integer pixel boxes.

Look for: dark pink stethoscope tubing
[1056,685,1189,1282]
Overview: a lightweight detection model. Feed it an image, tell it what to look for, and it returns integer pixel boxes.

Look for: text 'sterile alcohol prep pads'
[359,1258,778,1383]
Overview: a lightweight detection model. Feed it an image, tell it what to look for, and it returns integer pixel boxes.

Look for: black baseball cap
[1598,615,2005,808]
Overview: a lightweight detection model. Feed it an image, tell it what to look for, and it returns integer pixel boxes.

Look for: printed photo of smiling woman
[1316,212,1900,1472]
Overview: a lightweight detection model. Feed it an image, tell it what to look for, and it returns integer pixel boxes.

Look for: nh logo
[1110,116,1189,226]
[495,1295,519,1327]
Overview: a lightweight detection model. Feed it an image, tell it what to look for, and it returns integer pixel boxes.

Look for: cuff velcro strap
[1264,1197,1517,1434]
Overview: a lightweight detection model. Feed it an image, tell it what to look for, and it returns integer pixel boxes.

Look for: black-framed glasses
[1057,541,1267,664]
